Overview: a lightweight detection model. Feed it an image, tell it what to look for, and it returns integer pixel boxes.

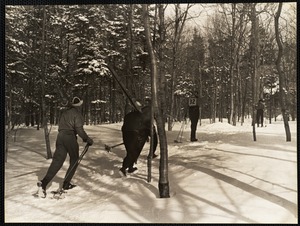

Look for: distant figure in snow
[37,97,93,198]
[256,99,265,127]
[188,92,200,142]
[119,98,158,177]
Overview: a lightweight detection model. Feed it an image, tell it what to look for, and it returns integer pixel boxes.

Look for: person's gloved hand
[87,137,94,146]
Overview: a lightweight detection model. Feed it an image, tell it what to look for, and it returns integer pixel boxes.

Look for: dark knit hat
[72,97,83,107]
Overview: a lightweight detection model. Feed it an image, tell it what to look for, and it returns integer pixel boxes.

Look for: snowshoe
[51,189,66,200]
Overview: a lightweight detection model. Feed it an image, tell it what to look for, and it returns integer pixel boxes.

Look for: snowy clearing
[4,118,297,223]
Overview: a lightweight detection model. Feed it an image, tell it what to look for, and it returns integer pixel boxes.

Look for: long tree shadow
[70,149,258,223]
[204,147,296,163]
[199,132,296,154]
[13,144,47,159]
[168,153,298,218]
[197,159,297,193]
[171,183,258,223]
[6,125,297,223]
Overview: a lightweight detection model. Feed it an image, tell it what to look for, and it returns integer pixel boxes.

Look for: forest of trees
[4,2,296,198]
[5,3,296,128]
[5,3,296,130]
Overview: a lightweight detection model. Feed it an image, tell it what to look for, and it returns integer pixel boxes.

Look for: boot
[191,130,197,142]
[63,182,77,190]
[128,167,138,173]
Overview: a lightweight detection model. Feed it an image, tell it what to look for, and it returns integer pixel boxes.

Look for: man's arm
[74,113,93,145]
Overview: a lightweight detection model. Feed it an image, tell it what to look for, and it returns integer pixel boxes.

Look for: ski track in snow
[4,118,298,223]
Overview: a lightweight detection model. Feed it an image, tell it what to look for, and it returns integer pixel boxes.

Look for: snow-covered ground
[4,118,297,223]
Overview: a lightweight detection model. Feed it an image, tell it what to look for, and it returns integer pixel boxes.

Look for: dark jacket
[122,110,144,132]
[122,106,152,132]
[58,107,89,141]
[188,96,199,119]
[256,101,265,110]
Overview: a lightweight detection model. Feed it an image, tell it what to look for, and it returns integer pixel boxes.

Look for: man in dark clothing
[256,99,265,127]
[188,93,200,142]
[119,103,158,177]
[37,97,93,198]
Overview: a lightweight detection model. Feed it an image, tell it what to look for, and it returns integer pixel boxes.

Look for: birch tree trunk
[41,6,52,159]
[142,4,170,198]
[274,2,291,141]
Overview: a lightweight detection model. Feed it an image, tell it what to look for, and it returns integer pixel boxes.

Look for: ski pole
[104,142,124,152]
[177,122,184,142]
[174,121,185,143]
[63,144,90,184]
[178,121,186,142]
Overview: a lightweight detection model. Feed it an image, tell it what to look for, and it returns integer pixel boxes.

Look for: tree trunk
[229,3,236,126]
[126,4,133,116]
[158,4,167,124]
[212,66,217,123]
[41,6,52,159]
[274,2,291,141]
[5,85,12,162]
[142,4,170,198]
[250,4,259,141]
[199,67,202,125]
[241,78,248,125]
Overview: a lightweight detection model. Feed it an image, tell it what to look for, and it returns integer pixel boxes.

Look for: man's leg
[120,131,138,176]
[260,111,264,127]
[40,137,67,189]
[190,108,199,141]
[63,135,79,189]
[128,132,147,172]
[190,119,197,141]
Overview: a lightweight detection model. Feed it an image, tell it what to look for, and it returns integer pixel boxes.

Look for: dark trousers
[122,130,148,170]
[256,109,264,127]
[41,131,79,188]
[189,106,199,140]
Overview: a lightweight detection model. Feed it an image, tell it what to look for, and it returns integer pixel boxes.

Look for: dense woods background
[5,3,296,136]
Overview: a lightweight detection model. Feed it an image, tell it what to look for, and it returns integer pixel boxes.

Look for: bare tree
[167,4,192,131]
[274,2,291,141]
[249,3,259,141]
[142,4,170,198]
[220,3,249,125]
